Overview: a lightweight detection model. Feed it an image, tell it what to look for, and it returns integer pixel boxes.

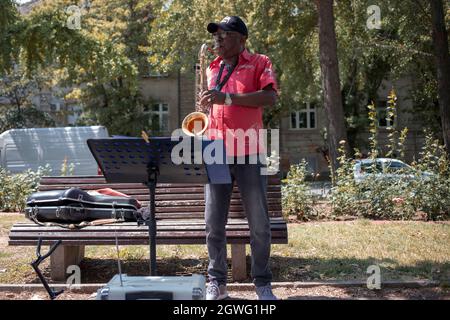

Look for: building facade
[1,64,428,179]
[2,1,431,179]
[138,72,428,178]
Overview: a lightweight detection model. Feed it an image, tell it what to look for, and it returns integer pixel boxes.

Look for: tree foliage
[0,0,448,154]
[0,64,56,132]
[0,0,20,74]
[148,1,448,144]
[1,0,156,136]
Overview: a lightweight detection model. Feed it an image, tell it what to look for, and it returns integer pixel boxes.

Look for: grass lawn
[0,212,449,284]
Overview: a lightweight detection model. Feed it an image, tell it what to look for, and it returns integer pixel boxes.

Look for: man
[198,16,278,300]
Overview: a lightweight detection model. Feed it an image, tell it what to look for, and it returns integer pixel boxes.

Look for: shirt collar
[240,48,251,62]
[210,48,252,68]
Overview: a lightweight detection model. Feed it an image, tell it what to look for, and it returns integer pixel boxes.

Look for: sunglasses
[211,31,240,40]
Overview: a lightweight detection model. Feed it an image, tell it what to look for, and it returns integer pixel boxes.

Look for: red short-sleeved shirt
[205,49,278,157]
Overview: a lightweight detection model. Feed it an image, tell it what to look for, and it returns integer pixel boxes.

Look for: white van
[0,126,109,175]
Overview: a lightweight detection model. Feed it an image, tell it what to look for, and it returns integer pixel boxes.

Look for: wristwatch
[224,93,232,106]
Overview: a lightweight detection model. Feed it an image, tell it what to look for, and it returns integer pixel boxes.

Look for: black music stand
[87,136,230,276]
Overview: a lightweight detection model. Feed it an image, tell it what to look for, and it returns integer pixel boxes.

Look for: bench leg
[50,245,85,281]
[231,244,247,282]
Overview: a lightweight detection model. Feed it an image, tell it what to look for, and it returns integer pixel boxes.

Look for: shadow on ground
[38,256,449,285]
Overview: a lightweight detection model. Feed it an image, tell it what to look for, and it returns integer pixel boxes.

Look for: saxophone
[181,44,210,136]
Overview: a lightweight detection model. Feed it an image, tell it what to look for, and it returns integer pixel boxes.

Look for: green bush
[357,175,417,220]
[332,87,449,220]
[282,89,450,221]
[331,141,361,217]
[407,131,450,220]
[0,165,52,212]
[282,160,318,221]
[329,134,450,221]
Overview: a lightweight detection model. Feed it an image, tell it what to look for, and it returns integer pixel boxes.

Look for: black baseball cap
[207,16,248,37]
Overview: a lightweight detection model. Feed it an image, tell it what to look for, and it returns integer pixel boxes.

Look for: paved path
[0,286,448,300]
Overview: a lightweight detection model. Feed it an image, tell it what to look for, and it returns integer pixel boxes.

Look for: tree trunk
[13,88,21,113]
[430,0,450,154]
[315,0,349,181]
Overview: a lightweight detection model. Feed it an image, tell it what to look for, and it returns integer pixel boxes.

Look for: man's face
[212,28,245,59]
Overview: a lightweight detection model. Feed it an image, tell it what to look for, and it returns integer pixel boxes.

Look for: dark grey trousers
[204,160,273,287]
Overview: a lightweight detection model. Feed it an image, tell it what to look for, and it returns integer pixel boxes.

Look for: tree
[0,0,20,74]
[0,0,157,136]
[430,0,450,154]
[0,64,57,131]
[2,0,447,167]
[65,0,156,135]
[315,0,348,179]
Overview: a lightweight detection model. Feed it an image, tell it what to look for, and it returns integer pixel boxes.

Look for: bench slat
[150,198,280,206]
[38,185,282,193]
[11,217,286,228]
[9,216,287,246]
[152,204,282,212]
[35,190,280,200]
[10,226,288,237]
[39,176,282,185]
[9,229,286,239]
[10,223,287,233]
[11,217,285,231]
[10,231,286,245]
[9,237,288,246]
[151,211,280,217]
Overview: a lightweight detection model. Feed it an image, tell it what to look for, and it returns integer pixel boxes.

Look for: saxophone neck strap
[215,61,237,92]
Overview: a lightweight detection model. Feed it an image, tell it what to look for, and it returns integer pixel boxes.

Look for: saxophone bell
[181,111,209,136]
[181,43,211,137]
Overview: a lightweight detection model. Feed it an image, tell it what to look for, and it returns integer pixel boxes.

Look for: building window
[49,101,61,112]
[290,102,316,129]
[377,100,395,128]
[145,103,169,133]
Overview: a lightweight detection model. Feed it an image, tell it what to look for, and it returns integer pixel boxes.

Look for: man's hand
[199,90,226,111]
[198,85,277,111]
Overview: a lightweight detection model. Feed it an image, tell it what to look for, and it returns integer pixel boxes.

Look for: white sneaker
[255,284,278,300]
[206,281,229,300]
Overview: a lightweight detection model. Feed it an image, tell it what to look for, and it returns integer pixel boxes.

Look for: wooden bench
[8,175,288,282]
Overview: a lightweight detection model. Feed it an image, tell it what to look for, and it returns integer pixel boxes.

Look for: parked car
[353,158,433,183]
